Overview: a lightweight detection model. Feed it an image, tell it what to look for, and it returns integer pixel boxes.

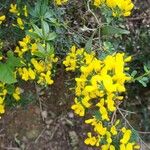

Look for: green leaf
[130,129,139,142]
[103,41,115,53]
[101,25,130,36]
[32,24,43,38]
[131,70,137,77]
[0,63,17,84]
[44,11,53,20]
[6,84,15,95]
[138,79,147,87]
[85,37,93,53]
[46,32,57,41]
[141,77,149,82]
[6,51,23,69]
[42,20,49,37]
[47,43,54,55]
[85,31,95,53]
[33,51,46,58]
[40,0,48,16]
[144,65,149,73]
[37,43,45,53]
[26,31,39,39]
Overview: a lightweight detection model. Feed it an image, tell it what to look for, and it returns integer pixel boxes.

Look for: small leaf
[46,32,57,41]
[37,43,45,53]
[141,77,149,82]
[33,51,46,58]
[138,80,147,87]
[32,24,43,38]
[6,51,23,68]
[130,129,139,142]
[44,11,53,20]
[42,20,49,37]
[6,84,15,95]
[131,70,137,77]
[85,31,95,53]
[47,43,54,55]
[144,65,149,73]
[101,25,130,36]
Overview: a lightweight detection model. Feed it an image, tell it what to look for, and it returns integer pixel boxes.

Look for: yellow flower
[110,125,117,135]
[17,17,24,30]
[84,132,97,146]
[101,144,110,150]
[110,145,115,150]
[14,46,23,57]
[31,43,38,54]
[0,97,4,104]
[82,96,91,108]
[125,56,132,62]
[0,15,6,24]
[134,145,140,149]
[54,0,68,5]
[19,68,28,81]
[9,4,18,14]
[120,129,132,144]
[38,71,54,85]
[106,131,112,144]
[126,143,134,150]
[23,5,28,17]
[13,87,21,101]
[94,122,107,136]
[106,94,116,112]
[107,0,134,17]
[102,75,116,93]
[93,0,105,7]
[120,144,126,150]
[106,0,116,8]
[0,104,5,114]
[71,98,85,116]
[31,59,45,73]
[28,68,36,80]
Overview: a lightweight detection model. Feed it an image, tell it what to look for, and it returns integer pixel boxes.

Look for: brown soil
[0,68,98,150]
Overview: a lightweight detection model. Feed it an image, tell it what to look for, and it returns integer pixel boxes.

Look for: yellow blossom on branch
[63,45,140,149]
[54,0,68,5]
[0,15,6,24]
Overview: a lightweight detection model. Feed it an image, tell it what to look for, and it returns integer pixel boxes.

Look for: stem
[87,0,101,26]
[35,82,45,121]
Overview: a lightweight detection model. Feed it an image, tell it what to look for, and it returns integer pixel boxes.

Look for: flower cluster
[63,46,87,71]
[0,83,7,115]
[15,35,58,86]
[9,3,28,30]
[0,82,21,116]
[93,0,134,17]
[63,46,140,149]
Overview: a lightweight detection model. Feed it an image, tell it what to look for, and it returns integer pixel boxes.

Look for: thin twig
[35,82,44,121]
[111,110,117,125]
[35,127,46,143]
[119,108,136,114]
[87,0,100,26]
[49,124,59,140]
[117,107,150,149]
